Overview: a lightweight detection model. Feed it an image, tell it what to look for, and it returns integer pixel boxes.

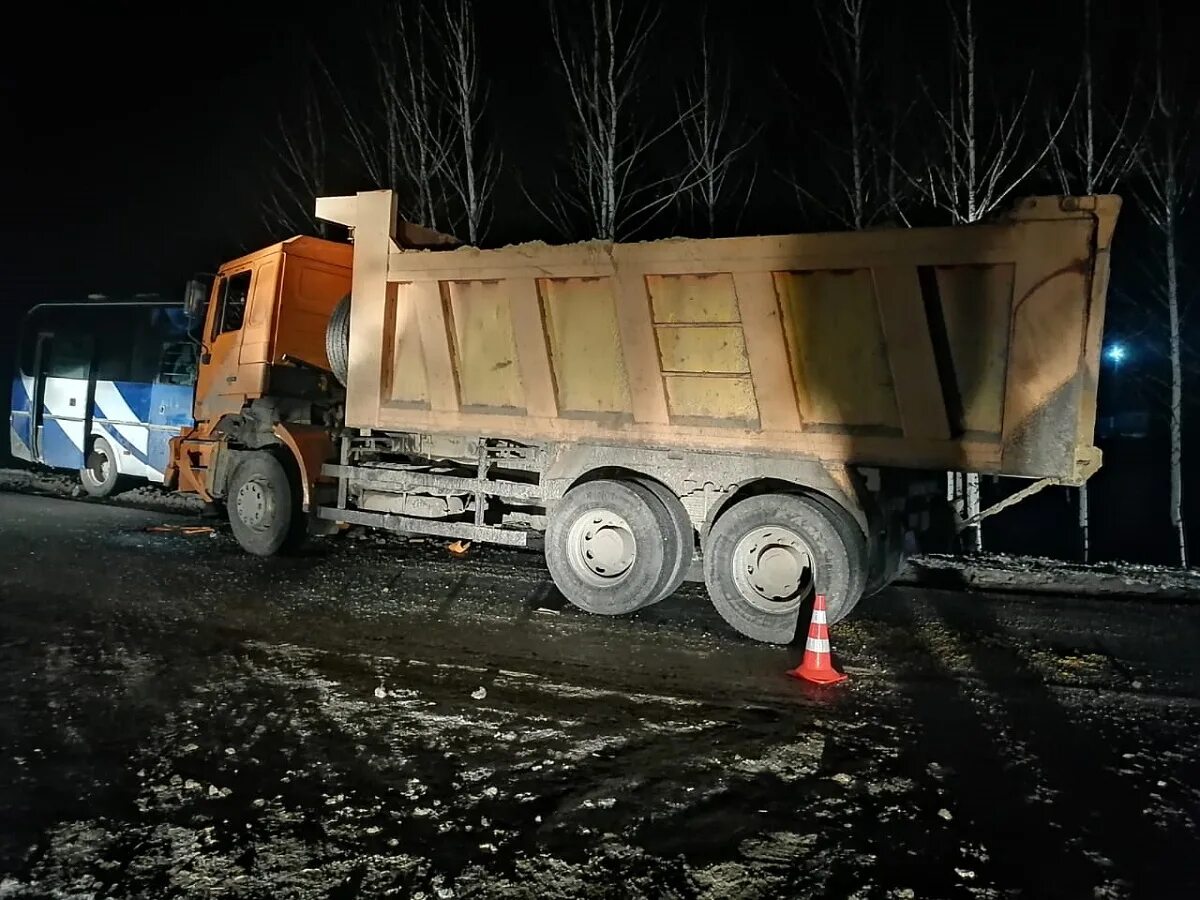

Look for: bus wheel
[703,494,862,644]
[80,436,124,498]
[227,452,306,556]
[545,479,676,616]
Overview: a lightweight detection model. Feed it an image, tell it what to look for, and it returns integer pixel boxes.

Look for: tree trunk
[964,472,982,552]
[1079,483,1090,562]
[1166,204,1188,567]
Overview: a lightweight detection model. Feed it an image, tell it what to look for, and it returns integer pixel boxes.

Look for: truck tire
[545,479,675,616]
[227,451,307,556]
[633,477,694,606]
[800,491,869,614]
[703,493,863,644]
[326,294,351,386]
[80,435,124,498]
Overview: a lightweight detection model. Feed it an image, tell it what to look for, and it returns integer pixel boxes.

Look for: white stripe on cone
[805,637,831,654]
[811,609,827,625]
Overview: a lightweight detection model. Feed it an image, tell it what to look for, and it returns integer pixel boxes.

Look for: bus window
[158,341,198,385]
[129,321,161,383]
[46,332,93,379]
[18,330,36,376]
[95,331,133,382]
[213,271,252,339]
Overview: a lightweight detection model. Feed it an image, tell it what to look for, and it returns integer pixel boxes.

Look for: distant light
[1105,343,1127,364]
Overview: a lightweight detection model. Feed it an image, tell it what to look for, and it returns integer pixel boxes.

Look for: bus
[10,300,197,496]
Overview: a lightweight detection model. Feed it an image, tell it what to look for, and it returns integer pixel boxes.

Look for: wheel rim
[86,445,111,486]
[235,477,274,532]
[566,508,637,587]
[731,525,814,614]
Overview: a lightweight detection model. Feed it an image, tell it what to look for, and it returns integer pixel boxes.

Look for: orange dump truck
[168,191,1119,643]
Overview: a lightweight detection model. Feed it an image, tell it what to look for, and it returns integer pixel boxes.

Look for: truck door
[195,269,253,420]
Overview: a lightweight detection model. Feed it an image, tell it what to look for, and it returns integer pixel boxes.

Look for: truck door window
[212,271,252,339]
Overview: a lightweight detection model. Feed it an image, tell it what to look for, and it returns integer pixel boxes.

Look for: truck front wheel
[703,493,863,644]
[227,452,306,556]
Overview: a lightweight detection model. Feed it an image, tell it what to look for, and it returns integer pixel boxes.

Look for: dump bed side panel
[333,193,1118,483]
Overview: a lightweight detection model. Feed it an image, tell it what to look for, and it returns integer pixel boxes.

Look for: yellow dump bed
[318,192,1119,484]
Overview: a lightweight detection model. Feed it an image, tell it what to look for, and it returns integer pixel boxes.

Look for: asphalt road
[1,490,1198,898]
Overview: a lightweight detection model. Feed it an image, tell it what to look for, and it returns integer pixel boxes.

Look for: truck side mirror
[183,279,207,321]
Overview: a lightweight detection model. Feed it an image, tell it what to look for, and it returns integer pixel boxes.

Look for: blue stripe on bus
[10,379,31,453]
[12,374,193,474]
[88,381,194,427]
[93,415,153,468]
[151,382,195,427]
[90,381,150,424]
[10,377,30,414]
[39,417,84,470]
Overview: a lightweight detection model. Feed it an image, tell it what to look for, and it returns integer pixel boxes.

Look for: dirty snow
[903,551,1200,600]
[2,487,1200,897]
[0,466,205,515]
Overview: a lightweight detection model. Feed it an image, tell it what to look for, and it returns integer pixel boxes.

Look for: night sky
[5,0,1183,305]
[0,1,1196,400]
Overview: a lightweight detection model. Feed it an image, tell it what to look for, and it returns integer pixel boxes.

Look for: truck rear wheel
[545,479,676,616]
[799,490,870,605]
[703,493,863,644]
[634,477,693,606]
[227,452,306,556]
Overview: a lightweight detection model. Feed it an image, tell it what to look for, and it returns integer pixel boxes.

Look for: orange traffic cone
[788,593,847,685]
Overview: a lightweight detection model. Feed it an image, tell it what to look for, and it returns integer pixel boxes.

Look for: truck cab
[167,236,351,545]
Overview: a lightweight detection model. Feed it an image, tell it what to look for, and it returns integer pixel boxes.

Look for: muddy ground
[1,490,1198,898]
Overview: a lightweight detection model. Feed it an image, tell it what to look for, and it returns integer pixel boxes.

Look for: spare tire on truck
[325,294,351,386]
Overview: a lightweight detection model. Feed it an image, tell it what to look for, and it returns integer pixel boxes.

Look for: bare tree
[1046,1,1140,198]
[1137,16,1195,567]
[335,0,452,230]
[262,83,329,237]
[437,0,500,244]
[1046,0,1142,562]
[907,0,1070,225]
[676,14,758,236]
[544,0,699,240]
[795,0,893,230]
